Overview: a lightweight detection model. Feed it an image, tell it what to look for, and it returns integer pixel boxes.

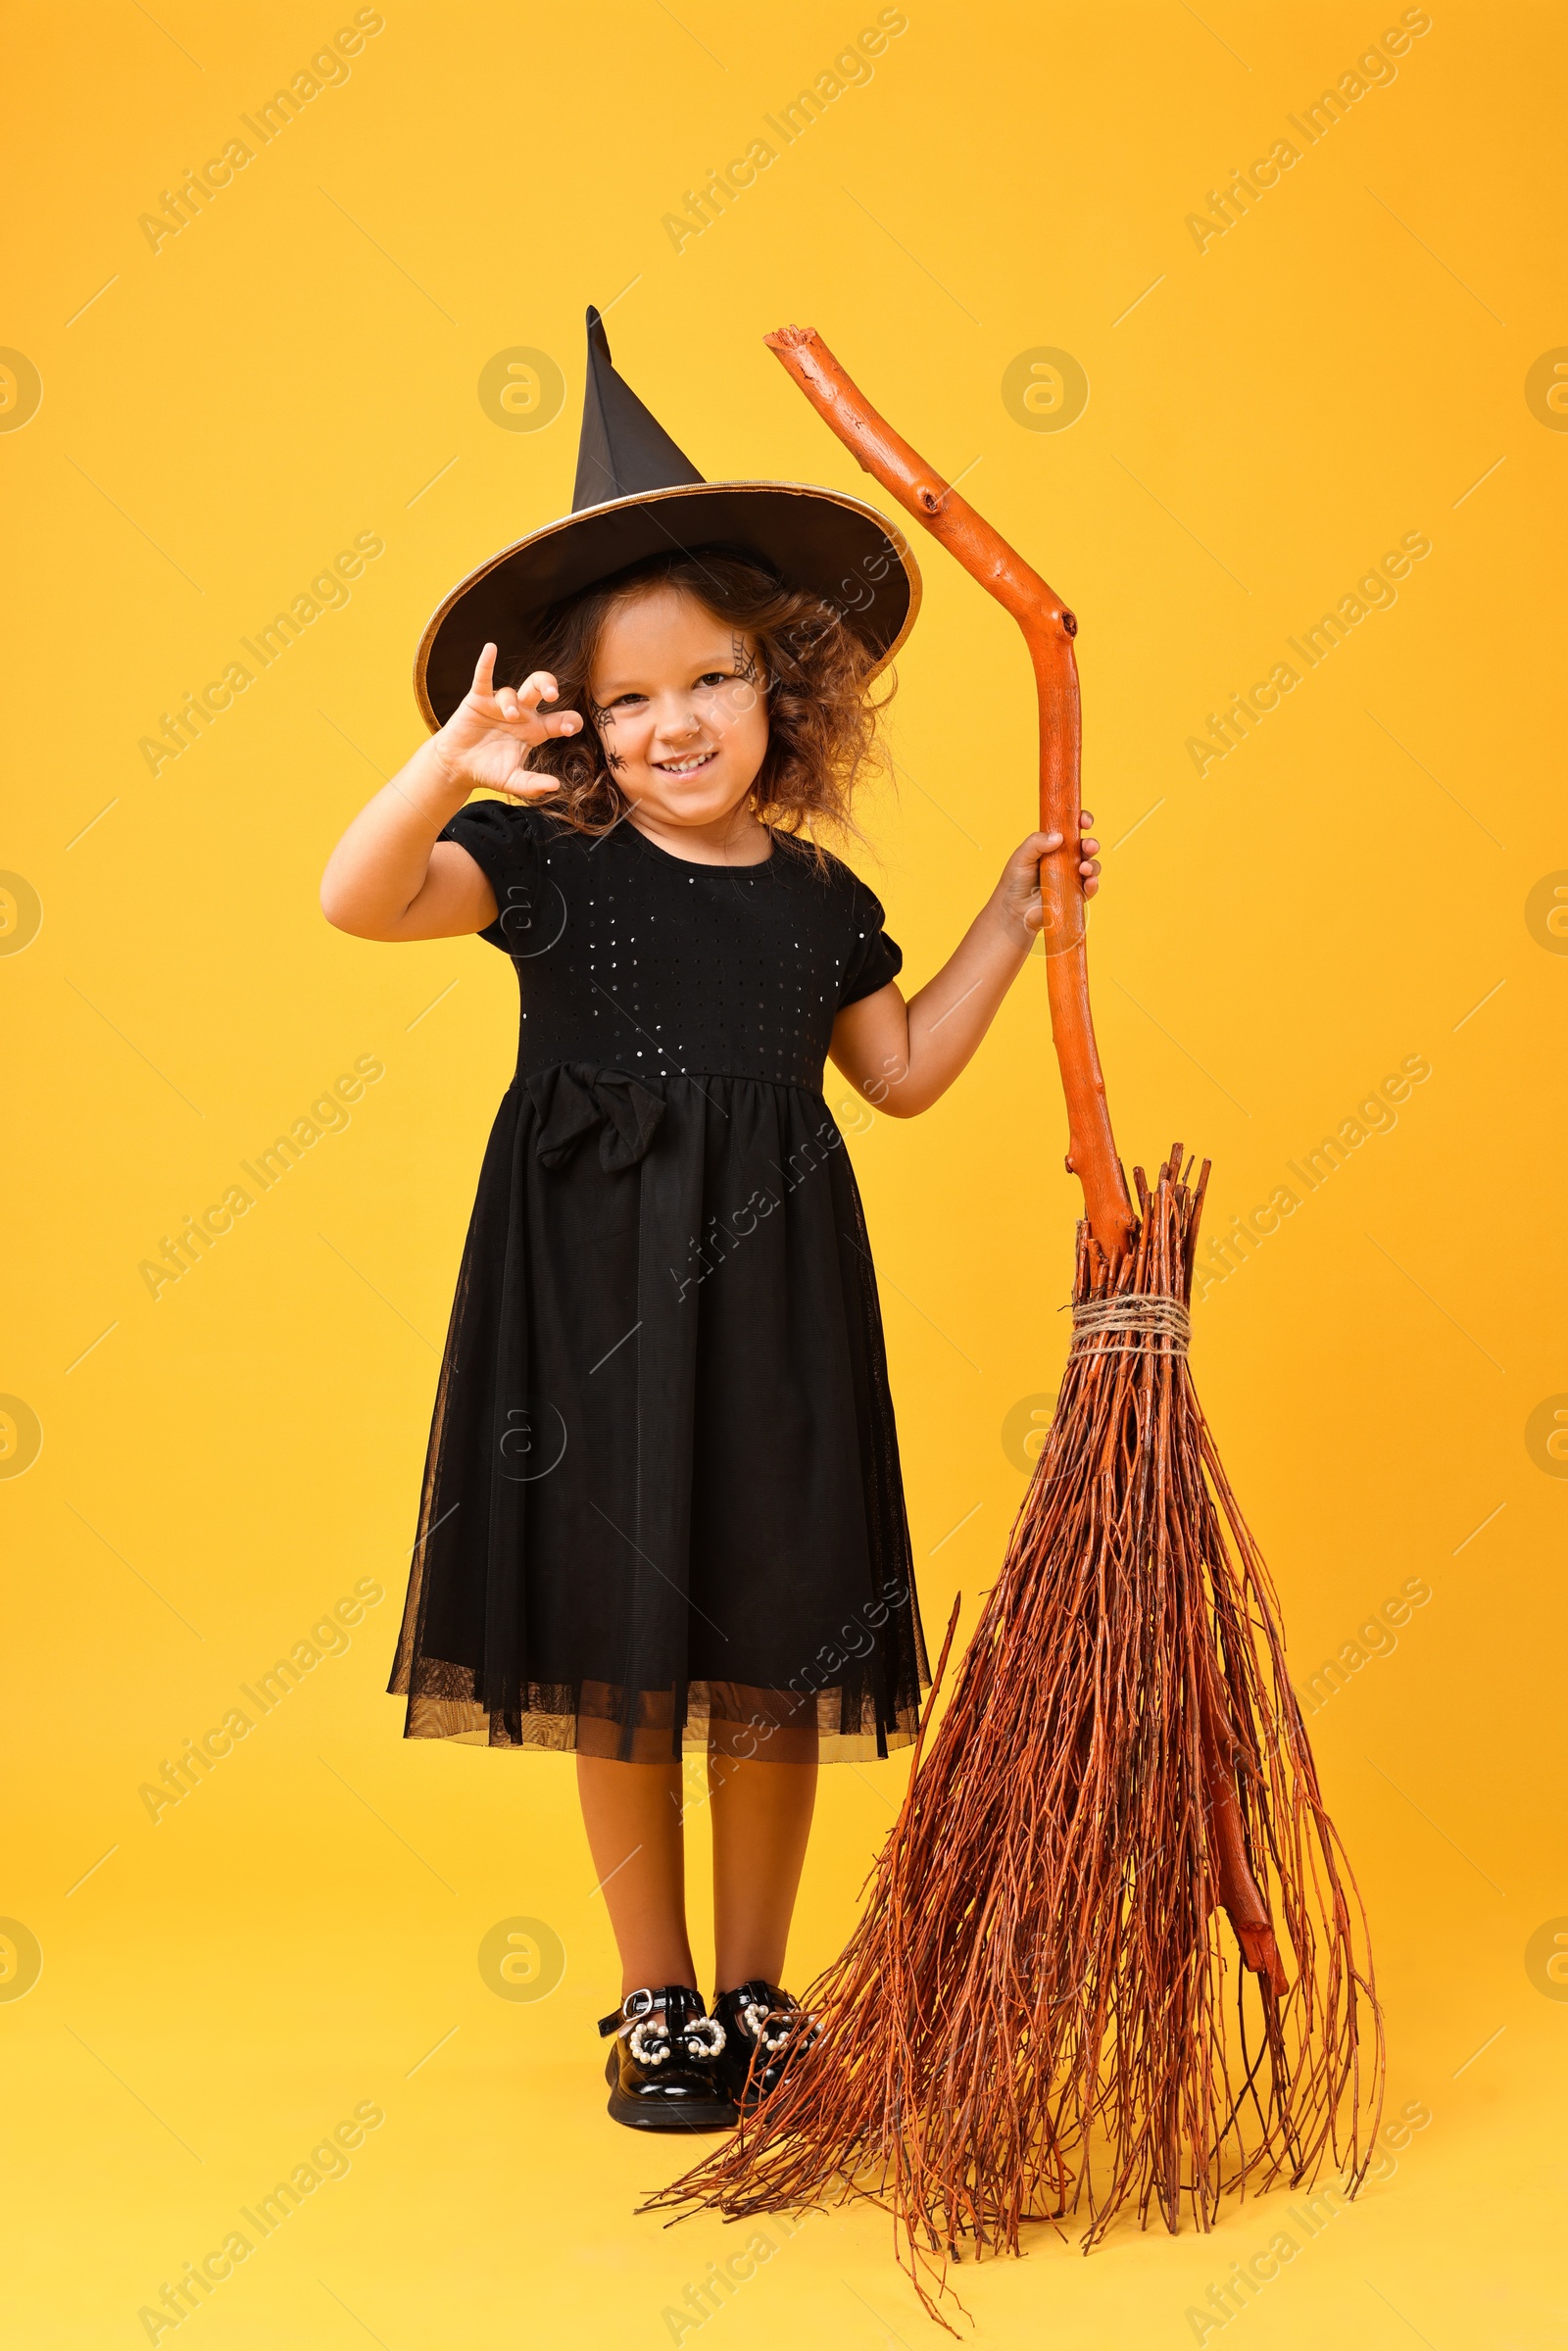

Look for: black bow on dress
[523,1062,667,1173]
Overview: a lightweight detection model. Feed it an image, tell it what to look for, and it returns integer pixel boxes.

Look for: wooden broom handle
[765,326,1135,1260]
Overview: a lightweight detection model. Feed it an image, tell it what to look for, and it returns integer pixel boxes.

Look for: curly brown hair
[512,547,895,844]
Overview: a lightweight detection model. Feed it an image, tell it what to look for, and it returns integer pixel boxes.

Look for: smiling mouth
[654,750,717,776]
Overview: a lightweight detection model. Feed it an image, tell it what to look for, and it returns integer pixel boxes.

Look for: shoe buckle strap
[596,1984,706,2039]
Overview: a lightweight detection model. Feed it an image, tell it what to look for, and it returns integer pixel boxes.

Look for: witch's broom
[646,330,1386,2323]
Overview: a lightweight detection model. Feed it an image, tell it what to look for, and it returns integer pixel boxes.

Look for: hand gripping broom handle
[766,327,1136,1261]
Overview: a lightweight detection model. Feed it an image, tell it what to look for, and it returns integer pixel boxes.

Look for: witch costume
[386,308,930,1764]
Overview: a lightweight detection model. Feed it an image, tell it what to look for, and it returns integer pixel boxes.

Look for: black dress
[387,800,930,1763]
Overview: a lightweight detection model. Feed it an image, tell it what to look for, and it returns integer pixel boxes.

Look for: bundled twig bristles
[649,1145,1385,2327]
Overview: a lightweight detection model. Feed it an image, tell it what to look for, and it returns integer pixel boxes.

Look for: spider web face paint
[585,694,626,770]
[730,635,762,688]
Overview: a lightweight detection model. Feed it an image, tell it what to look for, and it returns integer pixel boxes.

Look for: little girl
[319,311,1100,2132]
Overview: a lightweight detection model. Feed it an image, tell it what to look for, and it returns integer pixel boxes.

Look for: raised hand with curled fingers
[432,642,578,799]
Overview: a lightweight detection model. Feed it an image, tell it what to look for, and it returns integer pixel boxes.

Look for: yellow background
[4,1,1564,2343]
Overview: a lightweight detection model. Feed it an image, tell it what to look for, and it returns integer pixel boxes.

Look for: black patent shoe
[598,1985,736,2132]
[711,1980,817,2111]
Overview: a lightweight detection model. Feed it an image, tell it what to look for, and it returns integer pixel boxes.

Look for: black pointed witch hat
[414,306,921,729]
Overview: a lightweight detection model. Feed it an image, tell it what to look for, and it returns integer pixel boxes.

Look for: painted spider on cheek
[583,693,626,771]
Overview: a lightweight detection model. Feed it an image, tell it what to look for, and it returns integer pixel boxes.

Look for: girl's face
[585,585,770,830]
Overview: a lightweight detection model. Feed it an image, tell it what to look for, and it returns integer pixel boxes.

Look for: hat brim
[414,480,921,730]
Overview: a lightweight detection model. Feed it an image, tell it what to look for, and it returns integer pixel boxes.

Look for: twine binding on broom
[1066,1293,1191,1355]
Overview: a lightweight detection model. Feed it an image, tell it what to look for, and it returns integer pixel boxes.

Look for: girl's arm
[828,819,1099,1118]
[318,647,576,942]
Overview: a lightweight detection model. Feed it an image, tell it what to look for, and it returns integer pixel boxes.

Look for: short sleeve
[438,799,544,954]
[837,876,904,1009]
